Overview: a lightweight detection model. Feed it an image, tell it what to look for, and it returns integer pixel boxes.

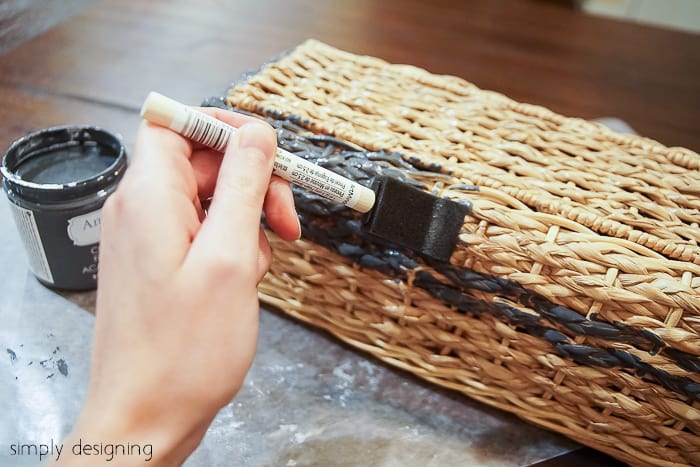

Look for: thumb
[192,121,277,263]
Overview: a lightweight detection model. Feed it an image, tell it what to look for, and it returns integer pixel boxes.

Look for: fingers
[190,149,221,199]
[134,106,299,282]
[101,122,201,274]
[183,107,300,242]
[191,153,301,241]
[257,227,272,283]
[179,107,263,199]
[190,121,277,270]
[264,176,301,241]
[131,121,197,200]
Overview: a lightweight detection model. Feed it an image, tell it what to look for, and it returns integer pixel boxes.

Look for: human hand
[54,108,300,466]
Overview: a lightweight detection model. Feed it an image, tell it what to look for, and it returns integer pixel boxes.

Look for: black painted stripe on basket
[414,272,700,401]
[299,210,700,402]
[203,101,700,401]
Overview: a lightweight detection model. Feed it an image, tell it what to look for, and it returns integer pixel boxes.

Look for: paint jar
[1,125,127,290]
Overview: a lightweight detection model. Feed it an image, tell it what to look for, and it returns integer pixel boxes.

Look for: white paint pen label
[175,106,232,152]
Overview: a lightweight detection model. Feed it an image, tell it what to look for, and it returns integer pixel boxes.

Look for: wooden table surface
[1,0,699,154]
[1,1,696,465]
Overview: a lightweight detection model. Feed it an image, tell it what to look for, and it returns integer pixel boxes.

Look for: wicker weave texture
[224,40,700,466]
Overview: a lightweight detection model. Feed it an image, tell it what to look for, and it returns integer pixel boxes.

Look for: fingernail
[287,185,302,240]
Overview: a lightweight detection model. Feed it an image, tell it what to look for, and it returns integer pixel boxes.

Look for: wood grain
[0,0,698,151]
[0,83,139,154]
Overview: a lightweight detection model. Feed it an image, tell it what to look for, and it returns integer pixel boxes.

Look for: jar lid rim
[2,125,127,202]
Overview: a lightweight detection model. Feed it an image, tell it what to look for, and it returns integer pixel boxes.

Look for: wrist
[52,396,208,466]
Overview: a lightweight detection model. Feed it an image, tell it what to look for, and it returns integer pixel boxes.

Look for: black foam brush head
[362,176,470,262]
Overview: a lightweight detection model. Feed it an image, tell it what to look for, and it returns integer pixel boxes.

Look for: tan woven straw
[217,39,700,466]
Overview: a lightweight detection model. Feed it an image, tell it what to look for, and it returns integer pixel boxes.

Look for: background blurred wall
[583,0,700,33]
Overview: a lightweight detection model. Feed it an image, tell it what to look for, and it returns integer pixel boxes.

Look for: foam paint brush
[140,92,468,261]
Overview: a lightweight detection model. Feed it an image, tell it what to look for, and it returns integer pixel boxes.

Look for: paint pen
[140,92,375,213]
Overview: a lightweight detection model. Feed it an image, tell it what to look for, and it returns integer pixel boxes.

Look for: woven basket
[212,39,700,466]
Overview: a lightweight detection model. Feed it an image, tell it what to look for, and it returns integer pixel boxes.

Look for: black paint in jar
[1,125,127,290]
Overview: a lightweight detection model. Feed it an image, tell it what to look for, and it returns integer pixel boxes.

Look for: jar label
[7,203,54,284]
[67,209,102,246]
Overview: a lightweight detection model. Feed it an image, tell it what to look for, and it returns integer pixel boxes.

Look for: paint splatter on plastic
[57,358,68,377]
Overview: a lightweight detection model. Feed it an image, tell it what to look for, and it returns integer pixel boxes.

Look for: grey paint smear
[56,359,68,377]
